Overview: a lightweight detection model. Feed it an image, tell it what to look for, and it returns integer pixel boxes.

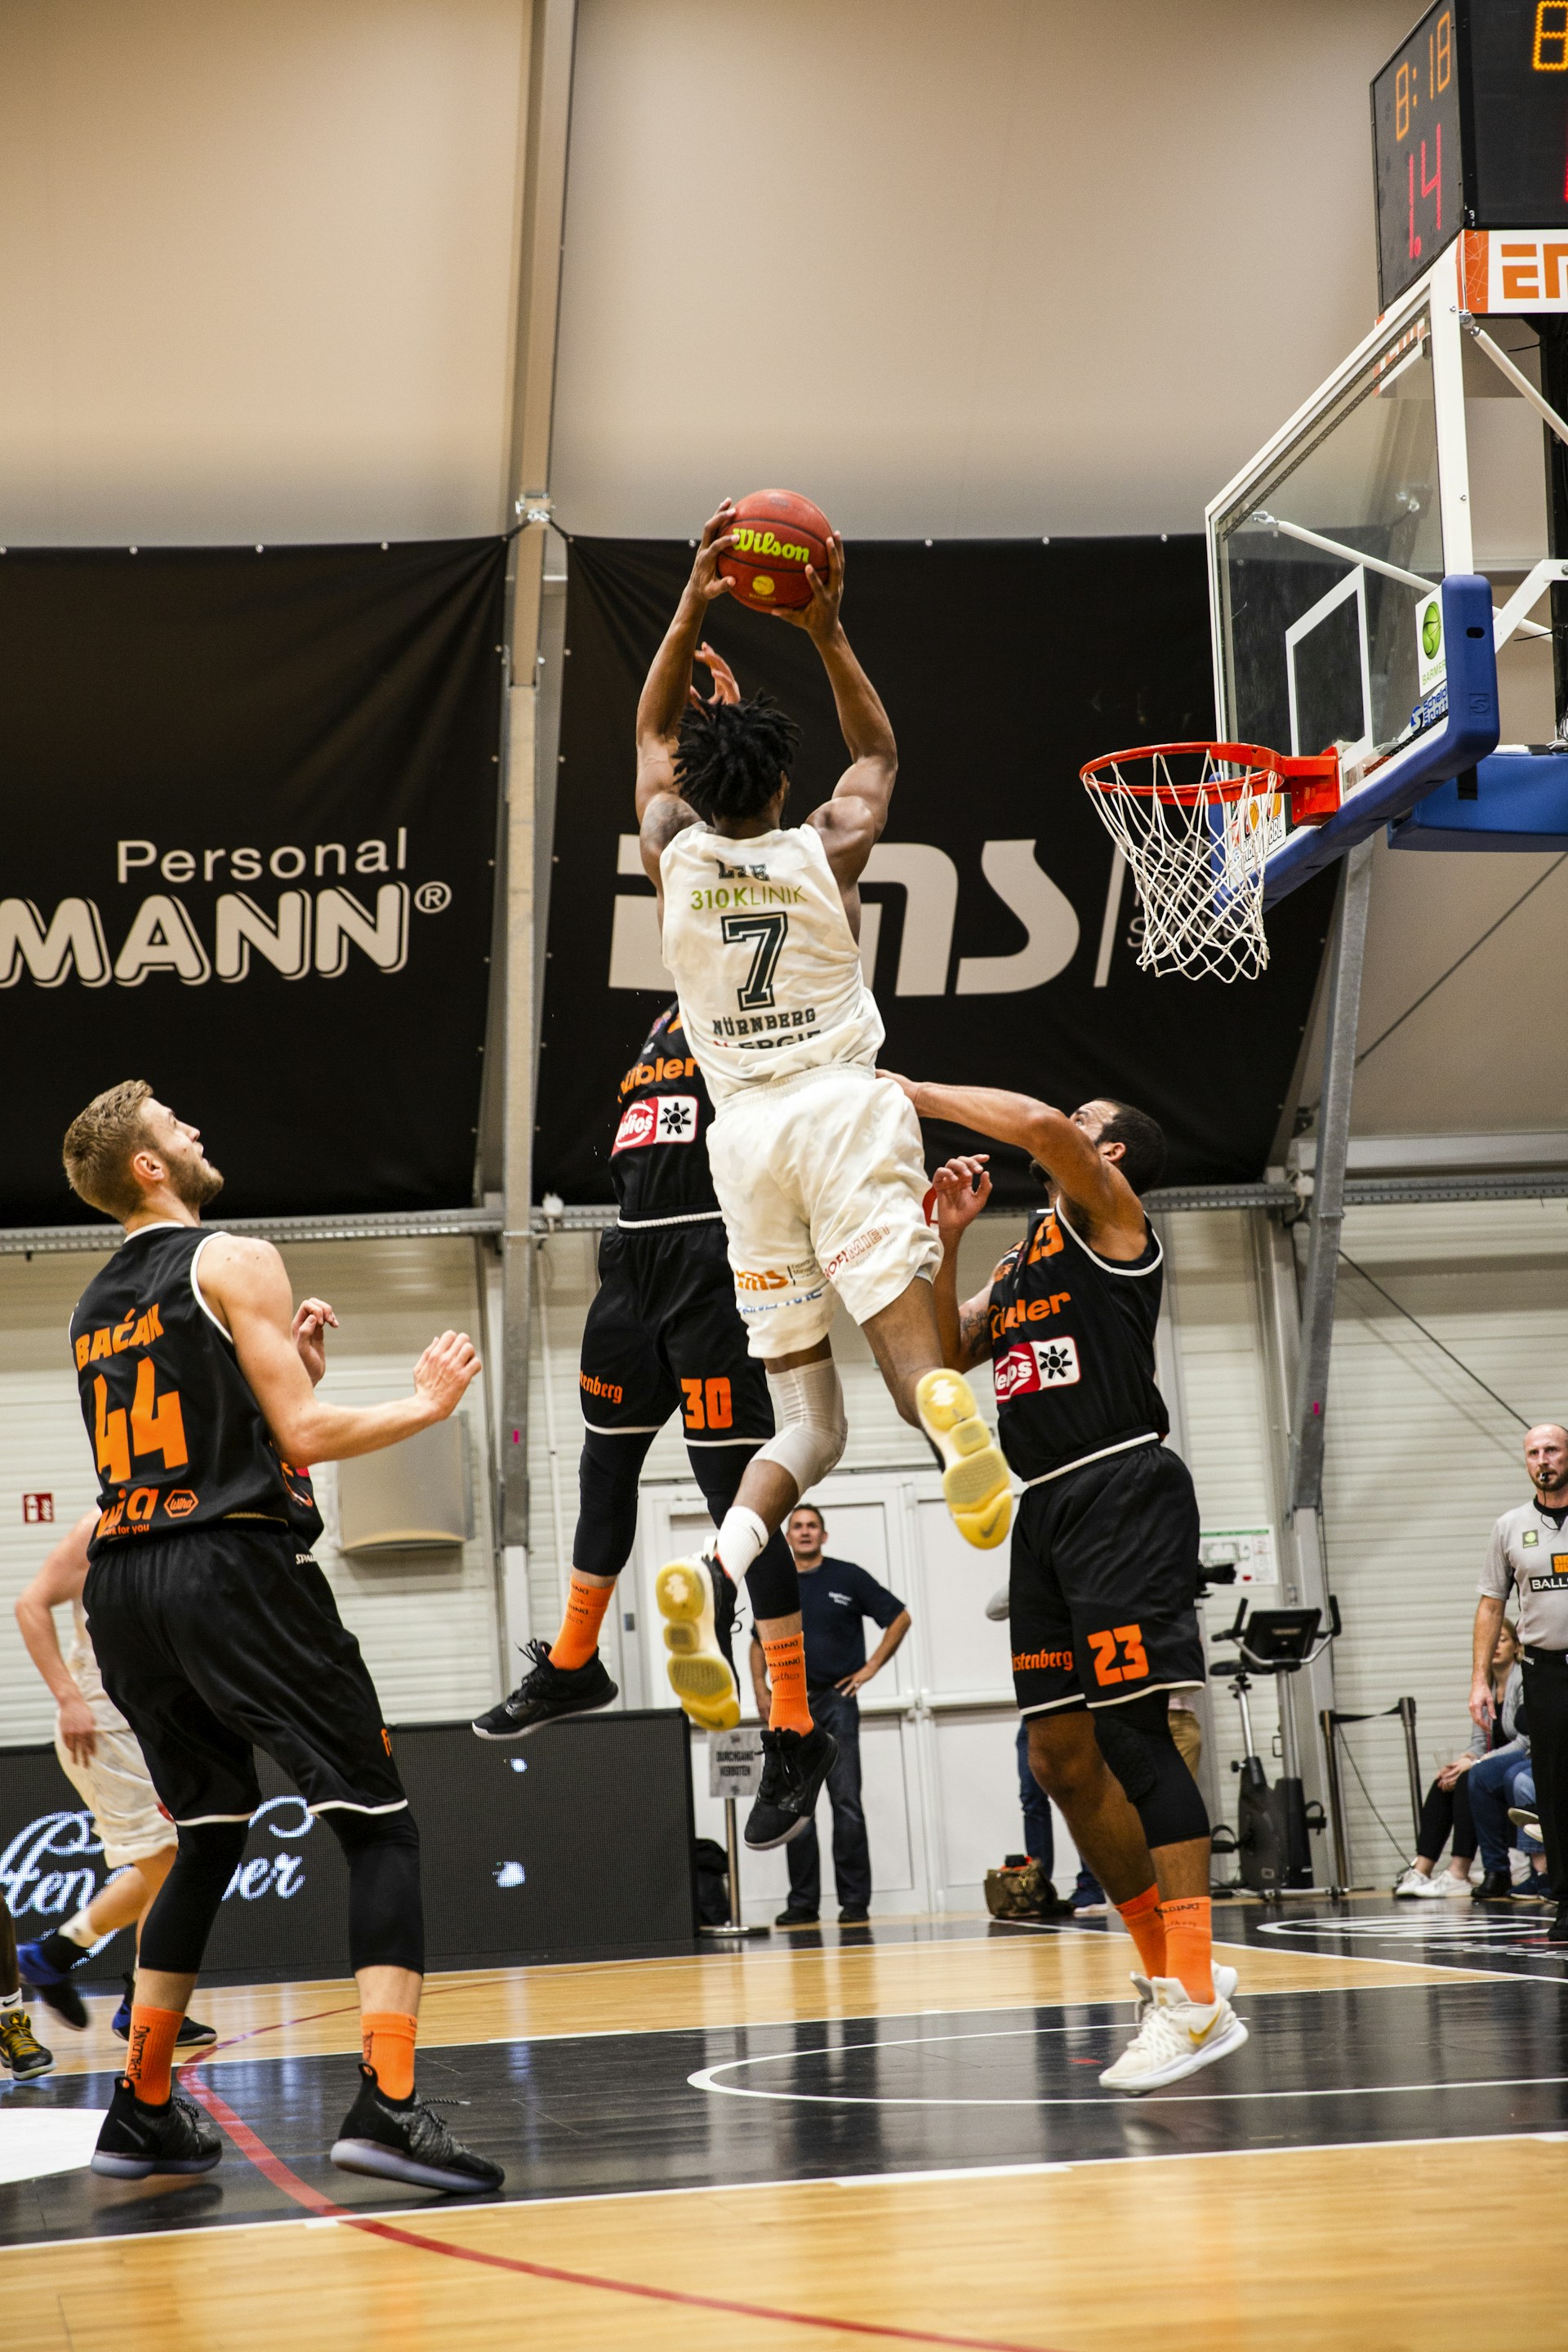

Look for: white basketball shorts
[55,1718,175,1869]
[706,1064,940,1359]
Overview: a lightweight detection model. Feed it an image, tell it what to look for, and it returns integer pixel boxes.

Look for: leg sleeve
[574,1425,658,1579]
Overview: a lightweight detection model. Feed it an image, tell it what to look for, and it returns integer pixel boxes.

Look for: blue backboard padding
[1388,748,1568,850]
[1260,575,1499,908]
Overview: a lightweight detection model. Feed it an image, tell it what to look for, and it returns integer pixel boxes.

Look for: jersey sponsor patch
[995,1334,1082,1399]
[612,1095,700,1152]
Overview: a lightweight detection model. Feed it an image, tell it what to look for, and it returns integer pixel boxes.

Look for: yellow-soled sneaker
[656,1555,741,1731]
[915,1369,1012,1548]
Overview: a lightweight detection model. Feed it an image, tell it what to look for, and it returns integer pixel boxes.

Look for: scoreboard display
[1374,2,1568,306]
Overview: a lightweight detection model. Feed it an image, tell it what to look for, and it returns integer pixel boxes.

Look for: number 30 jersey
[987,1205,1169,1483]
[658,821,883,1104]
[70,1223,323,1556]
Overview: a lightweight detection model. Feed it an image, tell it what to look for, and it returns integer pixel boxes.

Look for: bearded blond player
[624,504,1009,1851]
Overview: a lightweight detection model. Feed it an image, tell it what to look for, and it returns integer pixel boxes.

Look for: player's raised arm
[888,1077,1147,1250]
[928,1155,1003,1374]
[777,534,898,885]
[197,1235,480,1463]
[635,503,737,884]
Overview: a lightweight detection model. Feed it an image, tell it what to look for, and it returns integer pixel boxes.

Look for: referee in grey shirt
[1472,1422,1568,1945]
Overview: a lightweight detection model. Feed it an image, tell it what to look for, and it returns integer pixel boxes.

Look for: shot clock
[1374,1,1568,307]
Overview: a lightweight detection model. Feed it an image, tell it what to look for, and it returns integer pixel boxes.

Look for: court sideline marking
[176,2016,1059,2352]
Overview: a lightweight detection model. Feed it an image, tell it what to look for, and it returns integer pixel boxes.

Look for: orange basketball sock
[550,1574,613,1672]
[124,2003,183,2106]
[1160,1895,1214,2005]
[1116,1882,1166,1980]
[361,2010,418,2101]
[762,1634,813,1735]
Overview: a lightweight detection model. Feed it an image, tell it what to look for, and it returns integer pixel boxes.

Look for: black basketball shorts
[82,1526,408,1825]
[1009,1441,1205,1716]
[579,1219,772,1453]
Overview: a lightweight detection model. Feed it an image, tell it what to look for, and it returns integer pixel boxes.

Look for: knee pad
[572,1426,656,1579]
[323,1806,425,1976]
[755,1358,847,1499]
[1094,1695,1209,1851]
[743,1528,800,1624]
[137,1820,250,1976]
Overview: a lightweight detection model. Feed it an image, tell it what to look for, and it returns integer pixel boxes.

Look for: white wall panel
[0,0,525,543]
[555,0,1414,538]
[0,1237,501,1747]
[1316,1200,1568,1882]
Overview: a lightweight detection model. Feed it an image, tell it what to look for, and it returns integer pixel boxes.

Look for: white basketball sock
[715,1504,768,1582]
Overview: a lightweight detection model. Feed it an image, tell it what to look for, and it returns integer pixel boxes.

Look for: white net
[1082,743,1285,982]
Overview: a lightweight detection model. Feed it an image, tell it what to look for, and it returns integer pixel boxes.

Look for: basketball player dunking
[62,1083,503,2189]
[898,1076,1247,2092]
[635,506,1010,1851]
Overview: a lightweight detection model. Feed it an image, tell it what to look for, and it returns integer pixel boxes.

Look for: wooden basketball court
[6,1904,1566,2351]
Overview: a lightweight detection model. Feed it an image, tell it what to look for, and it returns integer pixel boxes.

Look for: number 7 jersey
[658,821,884,1102]
[70,1222,323,1555]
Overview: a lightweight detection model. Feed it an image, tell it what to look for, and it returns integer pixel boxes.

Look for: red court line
[180,2034,1058,2352]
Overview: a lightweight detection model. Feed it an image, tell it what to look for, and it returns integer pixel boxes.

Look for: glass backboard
[1212,307,1445,775]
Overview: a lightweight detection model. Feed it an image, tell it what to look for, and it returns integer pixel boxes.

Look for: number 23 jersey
[658,821,883,1104]
[987,1204,1169,1482]
[71,1223,323,1556]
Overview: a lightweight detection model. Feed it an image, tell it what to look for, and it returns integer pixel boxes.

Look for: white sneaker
[1129,1962,1237,2028]
[914,1370,1012,1549]
[1393,1866,1447,1899]
[655,1554,739,1731]
[1441,1870,1475,1896]
[1099,1976,1247,2094]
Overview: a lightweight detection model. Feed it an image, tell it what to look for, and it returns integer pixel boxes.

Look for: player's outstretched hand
[684,504,737,607]
[772,528,844,643]
[691,641,742,709]
[292,1297,340,1387]
[929,1156,992,1241]
[414,1330,483,1421]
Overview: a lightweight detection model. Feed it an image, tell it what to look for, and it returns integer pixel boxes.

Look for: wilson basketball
[718,488,833,613]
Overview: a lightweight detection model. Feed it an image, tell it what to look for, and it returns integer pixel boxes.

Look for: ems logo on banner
[612,1096,699,1152]
[996,1336,1082,1399]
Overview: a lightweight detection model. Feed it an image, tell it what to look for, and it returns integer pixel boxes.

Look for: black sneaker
[1472,1869,1514,1902]
[0,2003,54,2081]
[745,1724,838,1851]
[471,1639,617,1740]
[838,1905,871,1925]
[1548,1901,1568,1947]
[91,2078,221,2177]
[17,1938,89,2031]
[330,2062,506,2194]
[774,1906,820,1927]
[110,1974,217,2047]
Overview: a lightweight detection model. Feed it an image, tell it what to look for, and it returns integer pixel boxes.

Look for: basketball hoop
[1080,742,1339,982]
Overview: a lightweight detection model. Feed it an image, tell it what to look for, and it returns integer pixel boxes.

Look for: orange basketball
[718,488,833,613]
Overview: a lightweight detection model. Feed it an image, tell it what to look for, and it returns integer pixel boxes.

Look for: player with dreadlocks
[627,501,1012,1855]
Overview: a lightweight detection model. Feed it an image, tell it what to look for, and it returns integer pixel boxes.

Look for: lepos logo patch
[995,1335,1081,1400]
[612,1095,699,1152]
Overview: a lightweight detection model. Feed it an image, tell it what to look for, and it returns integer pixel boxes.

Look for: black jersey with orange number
[71,1223,323,1557]
[608,1004,720,1224]
[987,1205,1168,1482]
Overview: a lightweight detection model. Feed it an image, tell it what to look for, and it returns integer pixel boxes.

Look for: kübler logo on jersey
[995,1336,1082,1399]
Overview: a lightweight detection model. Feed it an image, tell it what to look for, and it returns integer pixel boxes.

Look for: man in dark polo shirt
[749,1504,911,1927]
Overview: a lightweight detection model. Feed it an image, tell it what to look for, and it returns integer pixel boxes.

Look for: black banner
[0,1713,697,1982]
[537,537,1335,1202]
[0,541,506,1223]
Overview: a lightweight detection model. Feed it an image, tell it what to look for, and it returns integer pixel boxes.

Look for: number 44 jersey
[658,822,884,1103]
[70,1223,323,1556]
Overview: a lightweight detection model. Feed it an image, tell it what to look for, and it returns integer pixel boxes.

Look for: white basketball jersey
[659,822,884,1102]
